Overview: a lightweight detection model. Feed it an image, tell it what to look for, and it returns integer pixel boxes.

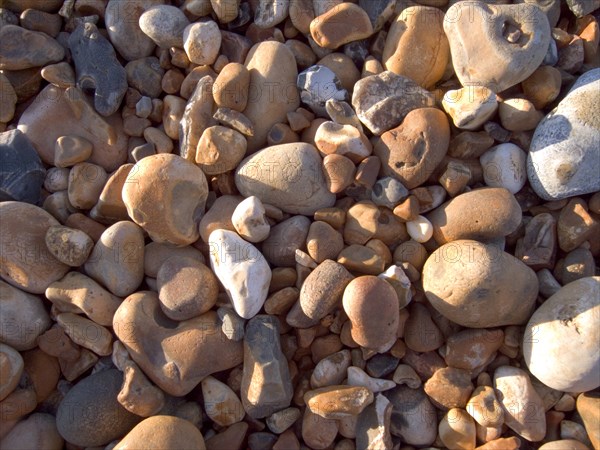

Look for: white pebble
[406,215,433,243]
[480,143,527,194]
[231,196,270,243]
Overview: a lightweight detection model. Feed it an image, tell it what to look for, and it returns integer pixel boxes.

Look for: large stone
[113,291,243,396]
[443,1,551,92]
[352,71,436,135]
[241,315,293,419]
[422,240,538,328]
[114,416,206,450]
[527,68,600,200]
[523,277,600,393]
[0,202,69,294]
[0,25,64,70]
[209,230,271,320]
[56,369,140,447]
[18,85,129,172]
[235,143,335,215]
[0,129,45,204]
[122,154,208,245]
[243,41,300,152]
[69,23,128,117]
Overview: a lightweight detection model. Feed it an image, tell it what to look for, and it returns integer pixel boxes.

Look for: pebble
[444,1,551,92]
[243,41,299,152]
[213,63,249,112]
[0,73,17,123]
[302,407,339,449]
[480,143,528,194]
[442,86,498,131]
[123,154,208,245]
[493,365,546,442]
[235,143,335,215]
[498,98,544,132]
[54,135,92,168]
[352,71,435,135]
[44,225,94,267]
[383,5,449,89]
[69,23,128,116]
[528,68,600,200]
[371,177,408,209]
[310,349,351,388]
[297,65,347,116]
[20,9,61,37]
[348,366,396,393]
[67,162,108,210]
[0,129,46,204]
[422,240,538,328]
[445,328,504,371]
[115,416,206,450]
[125,57,164,99]
[0,343,23,401]
[374,107,450,189]
[355,393,393,450]
[196,125,247,175]
[406,215,433,243]
[0,25,64,70]
[557,197,598,252]
[286,259,353,328]
[261,214,310,266]
[309,3,373,50]
[183,20,221,65]
[306,220,344,263]
[267,407,301,434]
[255,0,289,28]
[201,375,244,426]
[114,291,243,396]
[231,196,270,242]
[305,385,373,419]
[315,121,371,162]
[0,413,63,450]
[209,229,271,319]
[144,242,205,279]
[424,366,474,409]
[343,276,399,353]
[577,393,600,449]
[384,385,437,446]
[428,188,522,245]
[157,256,218,321]
[139,5,189,48]
[0,202,70,294]
[56,369,140,447]
[523,276,599,392]
[439,408,476,450]
[241,315,293,418]
[323,154,353,195]
[466,386,504,428]
[521,65,562,109]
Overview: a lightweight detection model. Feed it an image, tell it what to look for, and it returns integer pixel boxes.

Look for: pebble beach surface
[0,1,599,449]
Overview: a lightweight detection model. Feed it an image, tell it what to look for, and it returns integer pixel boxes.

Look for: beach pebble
[0,73,17,123]
[498,98,544,131]
[201,375,244,426]
[314,121,371,162]
[183,21,221,65]
[439,408,476,450]
[406,215,433,243]
[480,143,528,194]
[442,86,498,131]
[309,3,373,50]
[232,196,270,243]
[0,343,23,401]
[0,25,64,70]
[384,386,437,446]
[139,5,189,48]
[297,65,347,116]
[528,68,600,200]
[114,416,206,450]
[305,385,374,419]
[213,63,249,112]
[310,349,352,388]
[105,0,159,61]
[523,276,599,392]
[209,229,271,319]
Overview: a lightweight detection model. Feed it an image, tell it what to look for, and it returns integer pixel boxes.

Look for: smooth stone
[527,68,600,200]
[306,220,344,263]
[213,63,250,112]
[577,392,600,449]
[122,154,208,245]
[443,1,551,92]
[493,365,546,442]
[498,97,544,131]
[378,265,412,308]
[17,85,129,172]
[69,23,128,116]
[297,65,347,117]
[113,291,243,396]
[538,440,590,450]
[315,121,371,162]
[383,5,449,89]
[67,162,107,210]
[355,393,393,450]
[384,385,437,446]
[422,240,538,327]
[248,432,278,450]
[144,242,205,278]
[202,376,244,426]
[0,25,64,70]
[84,221,144,297]
[218,306,245,341]
[54,135,92,168]
[105,0,159,61]
[235,143,335,215]
[348,366,396,393]
[0,73,17,122]
[439,408,476,450]
[343,275,400,353]
[523,277,600,392]
[114,416,206,450]
[374,107,450,189]
[231,195,270,242]
[117,359,165,417]
[241,315,293,419]
[467,386,504,428]
[56,369,140,447]
[262,215,311,267]
[266,407,301,434]
[210,0,240,23]
[0,413,63,450]
[371,177,408,209]
[243,41,300,152]
[424,366,474,409]
[0,202,69,294]
[56,312,112,355]
[305,385,374,419]
[566,0,600,17]
[209,229,271,319]
[179,75,217,161]
[40,62,75,88]
[428,188,521,245]
[205,422,248,450]
[352,71,436,135]
[157,256,218,321]
[125,56,164,98]
[199,195,243,243]
[406,215,433,243]
[480,143,527,194]
[91,163,133,223]
[302,407,338,449]
[0,343,23,401]
[309,3,373,50]
[139,5,189,48]
[442,86,498,131]
[255,0,289,28]
[310,349,352,388]
[0,281,51,350]
[0,129,45,204]
[183,20,221,66]
[445,328,504,371]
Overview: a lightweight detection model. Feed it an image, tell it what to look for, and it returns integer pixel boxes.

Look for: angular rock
[0,129,45,204]
[0,25,64,70]
[352,71,436,135]
[69,23,128,116]
[209,229,271,320]
[113,291,243,396]
[528,68,600,200]
[241,315,293,418]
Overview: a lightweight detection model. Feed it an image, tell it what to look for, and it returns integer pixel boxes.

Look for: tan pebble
[365,239,392,267]
[213,62,249,112]
[304,385,374,419]
[0,412,63,450]
[118,360,165,418]
[317,52,360,92]
[311,334,343,363]
[40,62,75,89]
[213,106,255,136]
[67,162,108,210]
[201,375,244,426]
[557,198,598,252]
[499,98,544,131]
[143,127,173,154]
[323,154,356,194]
[354,155,381,189]
[114,416,206,450]
[404,303,444,352]
[36,325,81,362]
[232,195,270,243]
[44,225,94,267]
[161,69,185,95]
[267,122,299,146]
[577,392,599,449]
[393,195,420,221]
[439,160,472,197]
[362,56,384,78]
[310,3,373,50]
[521,65,562,110]
[310,349,352,388]
[143,242,205,279]
[439,408,476,450]
[0,344,23,402]
[264,287,299,315]
[56,313,112,356]
[162,95,186,140]
[315,121,372,163]
[22,348,59,403]
[467,386,504,428]
[90,163,133,223]
[342,276,399,352]
[314,207,346,229]
[424,367,474,409]
[287,110,311,132]
[301,407,338,449]
[337,245,385,276]
[285,39,317,69]
[197,125,247,175]
[183,21,221,65]
[269,267,297,293]
[343,201,379,245]
[445,328,504,371]
[301,117,327,146]
[448,131,495,159]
